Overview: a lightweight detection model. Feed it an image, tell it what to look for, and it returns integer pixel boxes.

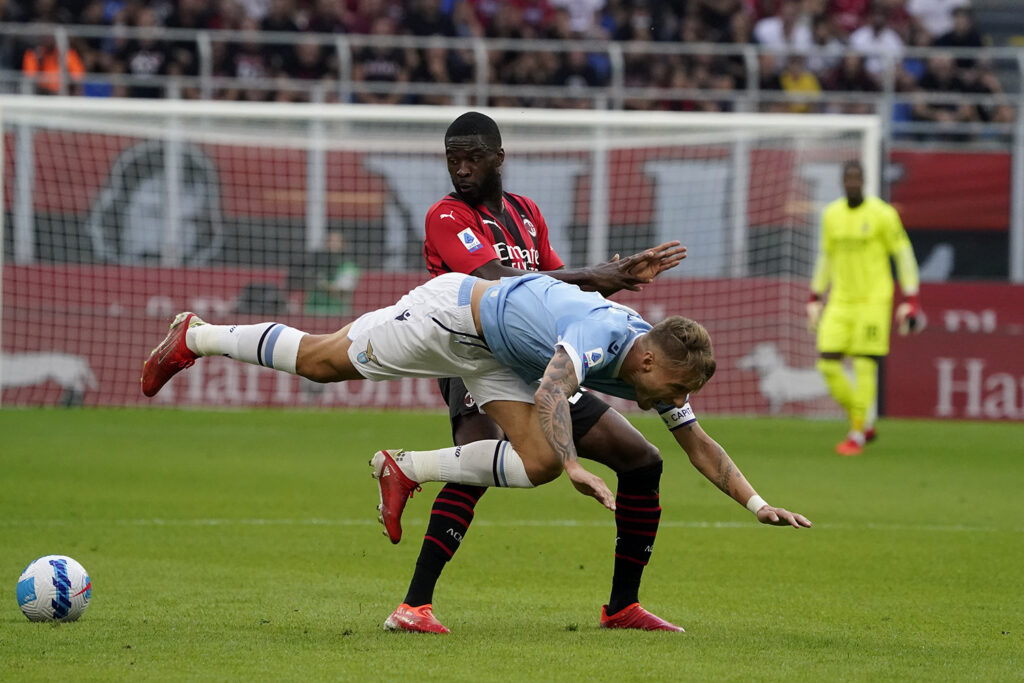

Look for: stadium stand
[0,0,1019,142]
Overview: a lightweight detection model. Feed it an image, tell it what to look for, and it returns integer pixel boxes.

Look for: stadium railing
[0,22,1021,147]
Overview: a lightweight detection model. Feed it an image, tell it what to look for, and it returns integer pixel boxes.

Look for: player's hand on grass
[755,505,813,529]
[588,241,687,295]
[564,461,616,511]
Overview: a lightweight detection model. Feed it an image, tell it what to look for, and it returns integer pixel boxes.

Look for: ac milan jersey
[423,192,564,277]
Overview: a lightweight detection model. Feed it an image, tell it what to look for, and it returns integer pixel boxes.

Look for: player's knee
[816,357,843,378]
[295,336,343,382]
[619,440,662,471]
[524,458,563,486]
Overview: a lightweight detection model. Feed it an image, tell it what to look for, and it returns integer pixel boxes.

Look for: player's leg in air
[140,276,574,532]
[386,382,683,634]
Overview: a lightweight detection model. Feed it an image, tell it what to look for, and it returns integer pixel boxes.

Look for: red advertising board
[5,267,1020,421]
[3,265,825,416]
[886,283,1024,420]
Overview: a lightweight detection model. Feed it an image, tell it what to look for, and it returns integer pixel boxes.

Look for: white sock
[187,323,305,374]
[395,440,534,488]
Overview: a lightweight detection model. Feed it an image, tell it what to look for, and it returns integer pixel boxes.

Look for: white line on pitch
[0,519,1020,534]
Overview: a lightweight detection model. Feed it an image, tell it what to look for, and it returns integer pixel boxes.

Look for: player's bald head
[445,112,502,151]
[843,159,863,177]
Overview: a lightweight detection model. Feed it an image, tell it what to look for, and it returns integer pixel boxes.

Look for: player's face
[446,135,503,205]
[843,165,864,203]
[632,360,696,411]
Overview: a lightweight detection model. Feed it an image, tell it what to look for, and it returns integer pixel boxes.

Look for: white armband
[746,494,769,515]
[659,402,696,431]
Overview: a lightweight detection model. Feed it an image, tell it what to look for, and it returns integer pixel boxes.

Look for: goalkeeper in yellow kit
[807,161,923,456]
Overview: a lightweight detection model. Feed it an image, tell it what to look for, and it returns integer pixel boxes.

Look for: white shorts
[345,273,536,407]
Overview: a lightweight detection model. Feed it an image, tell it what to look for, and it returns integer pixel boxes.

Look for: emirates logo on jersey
[523,218,537,236]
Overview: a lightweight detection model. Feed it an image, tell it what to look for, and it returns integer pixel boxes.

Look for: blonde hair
[647,316,716,393]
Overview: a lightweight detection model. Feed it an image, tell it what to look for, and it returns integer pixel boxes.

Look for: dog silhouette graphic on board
[737,343,829,413]
[1,352,98,406]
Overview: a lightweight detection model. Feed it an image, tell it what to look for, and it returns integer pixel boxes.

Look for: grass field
[1,409,1021,681]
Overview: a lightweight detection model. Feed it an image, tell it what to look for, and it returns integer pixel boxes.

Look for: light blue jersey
[477,274,649,403]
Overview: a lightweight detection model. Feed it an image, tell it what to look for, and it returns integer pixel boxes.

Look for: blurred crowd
[3,0,1014,133]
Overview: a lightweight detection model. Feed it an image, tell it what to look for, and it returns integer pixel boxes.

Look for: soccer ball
[17,555,92,622]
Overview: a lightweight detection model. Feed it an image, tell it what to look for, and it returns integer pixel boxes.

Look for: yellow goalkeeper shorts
[816,301,892,357]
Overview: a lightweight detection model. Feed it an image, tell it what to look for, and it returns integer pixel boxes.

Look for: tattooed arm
[673,421,812,528]
[534,348,615,510]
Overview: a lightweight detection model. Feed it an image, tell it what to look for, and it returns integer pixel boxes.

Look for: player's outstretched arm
[534,348,615,510]
[470,241,686,298]
[672,421,812,529]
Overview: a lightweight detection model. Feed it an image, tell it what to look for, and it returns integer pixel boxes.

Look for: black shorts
[437,377,610,443]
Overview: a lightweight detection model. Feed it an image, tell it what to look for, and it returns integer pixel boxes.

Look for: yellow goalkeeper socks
[817,358,853,415]
[850,356,878,434]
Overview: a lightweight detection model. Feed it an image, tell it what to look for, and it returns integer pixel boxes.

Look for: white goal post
[0,97,880,414]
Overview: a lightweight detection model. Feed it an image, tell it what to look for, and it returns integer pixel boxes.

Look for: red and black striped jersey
[423,191,564,277]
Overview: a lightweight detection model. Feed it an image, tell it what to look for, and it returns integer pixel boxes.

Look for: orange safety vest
[22,47,85,93]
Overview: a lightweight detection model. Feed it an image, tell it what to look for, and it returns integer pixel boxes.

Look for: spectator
[22,35,85,95]
[807,13,845,75]
[285,37,333,85]
[261,0,300,73]
[351,15,412,104]
[828,0,870,37]
[549,0,605,37]
[906,0,968,42]
[753,0,813,75]
[552,49,604,108]
[823,51,880,113]
[912,52,976,140]
[962,61,1014,127]
[222,17,273,101]
[166,0,211,81]
[413,38,472,105]
[848,4,904,77]
[776,53,822,112]
[932,7,983,68]
[406,0,455,36]
[115,7,169,98]
[693,0,743,43]
[516,0,555,35]
[306,0,347,32]
[208,0,245,30]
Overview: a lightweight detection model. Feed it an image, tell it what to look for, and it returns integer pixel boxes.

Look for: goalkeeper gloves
[895,295,923,335]
[806,293,824,332]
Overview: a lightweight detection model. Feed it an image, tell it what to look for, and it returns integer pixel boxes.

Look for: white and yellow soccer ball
[17,555,92,622]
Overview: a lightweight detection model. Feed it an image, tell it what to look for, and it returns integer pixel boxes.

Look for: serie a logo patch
[458,228,483,253]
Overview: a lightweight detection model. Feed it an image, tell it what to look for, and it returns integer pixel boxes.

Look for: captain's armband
[658,403,696,431]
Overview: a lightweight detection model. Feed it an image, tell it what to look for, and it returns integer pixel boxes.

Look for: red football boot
[600,603,685,632]
[383,603,450,634]
[864,427,877,443]
[141,312,203,397]
[370,450,421,544]
[835,437,864,456]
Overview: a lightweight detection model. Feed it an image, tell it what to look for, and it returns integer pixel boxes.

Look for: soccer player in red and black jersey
[384,112,690,633]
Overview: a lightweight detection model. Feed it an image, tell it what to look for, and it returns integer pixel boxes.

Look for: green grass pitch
[1,409,1021,681]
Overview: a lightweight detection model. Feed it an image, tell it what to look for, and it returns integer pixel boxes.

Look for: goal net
[0,98,879,415]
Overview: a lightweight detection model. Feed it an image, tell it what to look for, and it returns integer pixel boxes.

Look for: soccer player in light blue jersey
[143,272,812,627]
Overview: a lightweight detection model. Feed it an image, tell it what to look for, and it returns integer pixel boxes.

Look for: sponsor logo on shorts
[356,340,381,366]
[458,228,483,253]
[463,392,476,408]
